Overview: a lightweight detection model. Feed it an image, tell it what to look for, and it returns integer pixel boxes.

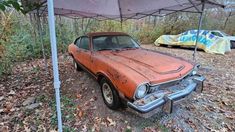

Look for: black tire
[100,78,121,110]
[73,58,82,71]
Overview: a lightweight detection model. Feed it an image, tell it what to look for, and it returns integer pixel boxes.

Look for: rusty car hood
[99,48,194,84]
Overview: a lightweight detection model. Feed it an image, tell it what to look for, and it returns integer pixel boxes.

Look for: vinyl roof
[87,32,129,37]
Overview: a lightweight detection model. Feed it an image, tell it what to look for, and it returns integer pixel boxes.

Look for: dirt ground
[0,44,234,131]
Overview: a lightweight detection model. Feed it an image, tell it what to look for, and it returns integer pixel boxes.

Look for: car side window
[79,36,90,50]
[74,37,81,47]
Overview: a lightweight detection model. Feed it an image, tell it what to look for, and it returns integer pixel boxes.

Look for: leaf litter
[0,45,234,131]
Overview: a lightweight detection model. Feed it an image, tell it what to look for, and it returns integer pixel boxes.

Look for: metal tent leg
[193,1,205,61]
[47,0,63,132]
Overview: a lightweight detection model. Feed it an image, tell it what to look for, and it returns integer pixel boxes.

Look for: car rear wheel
[100,78,121,110]
[73,59,82,71]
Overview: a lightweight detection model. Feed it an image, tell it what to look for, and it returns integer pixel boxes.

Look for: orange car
[68,32,205,113]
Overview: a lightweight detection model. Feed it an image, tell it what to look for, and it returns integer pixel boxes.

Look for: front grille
[149,75,192,93]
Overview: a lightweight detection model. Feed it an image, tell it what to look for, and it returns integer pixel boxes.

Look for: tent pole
[117,0,123,30]
[47,0,62,132]
[193,0,205,61]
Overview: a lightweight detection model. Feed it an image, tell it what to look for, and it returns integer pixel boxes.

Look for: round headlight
[191,64,200,76]
[135,84,148,99]
[192,70,197,75]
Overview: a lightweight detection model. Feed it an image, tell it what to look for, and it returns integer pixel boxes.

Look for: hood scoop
[155,65,185,74]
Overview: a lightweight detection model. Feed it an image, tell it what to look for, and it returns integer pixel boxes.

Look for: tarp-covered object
[155,30,231,54]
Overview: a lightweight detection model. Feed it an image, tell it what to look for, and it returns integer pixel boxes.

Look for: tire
[73,58,82,71]
[100,78,121,110]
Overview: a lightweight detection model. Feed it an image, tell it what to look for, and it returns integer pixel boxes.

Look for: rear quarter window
[79,37,90,50]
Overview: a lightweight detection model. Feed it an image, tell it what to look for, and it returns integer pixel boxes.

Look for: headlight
[192,70,197,75]
[135,84,148,99]
[191,64,200,75]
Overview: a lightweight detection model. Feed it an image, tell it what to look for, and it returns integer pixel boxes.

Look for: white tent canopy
[23,0,224,131]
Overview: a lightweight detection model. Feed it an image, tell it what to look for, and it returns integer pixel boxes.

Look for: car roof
[87,32,129,37]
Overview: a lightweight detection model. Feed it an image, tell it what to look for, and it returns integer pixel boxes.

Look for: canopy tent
[26,0,224,20]
[24,0,224,131]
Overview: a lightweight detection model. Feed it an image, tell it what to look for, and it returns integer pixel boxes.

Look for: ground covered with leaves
[0,45,234,131]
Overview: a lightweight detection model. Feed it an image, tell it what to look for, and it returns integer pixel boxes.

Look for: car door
[74,36,92,70]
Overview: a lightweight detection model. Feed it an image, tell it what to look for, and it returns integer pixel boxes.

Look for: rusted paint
[68,32,194,99]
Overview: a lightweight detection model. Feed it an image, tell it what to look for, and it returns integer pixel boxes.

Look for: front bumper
[127,75,205,113]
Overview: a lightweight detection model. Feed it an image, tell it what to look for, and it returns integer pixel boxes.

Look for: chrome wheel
[102,83,113,104]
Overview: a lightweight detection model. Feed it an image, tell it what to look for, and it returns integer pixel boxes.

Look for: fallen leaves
[1,46,235,131]
[0,126,9,132]
[0,96,4,101]
[221,97,230,106]
[8,90,15,95]
[81,124,87,132]
[49,129,57,132]
[2,102,13,113]
[106,117,116,127]
[78,110,83,118]
[225,112,235,120]
[76,94,82,99]
[76,105,84,118]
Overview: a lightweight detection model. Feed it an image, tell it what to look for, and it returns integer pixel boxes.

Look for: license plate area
[162,96,173,113]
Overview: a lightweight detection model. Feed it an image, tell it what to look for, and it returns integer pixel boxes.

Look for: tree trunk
[36,10,48,74]
[224,12,232,29]
[73,18,79,36]
[29,13,36,56]
[59,16,66,53]
[153,16,157,27]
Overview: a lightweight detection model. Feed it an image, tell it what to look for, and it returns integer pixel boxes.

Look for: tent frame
[193,0,205,60]
[47,0,62,132]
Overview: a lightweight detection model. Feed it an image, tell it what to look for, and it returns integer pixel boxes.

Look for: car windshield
[92,35,140,51]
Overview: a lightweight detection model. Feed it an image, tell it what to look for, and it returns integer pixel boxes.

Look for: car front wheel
[100,78,121,110]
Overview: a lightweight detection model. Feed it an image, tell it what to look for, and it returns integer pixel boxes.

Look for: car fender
[96,71,127,99]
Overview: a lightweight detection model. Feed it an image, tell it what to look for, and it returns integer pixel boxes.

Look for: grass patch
[50,95,77,131]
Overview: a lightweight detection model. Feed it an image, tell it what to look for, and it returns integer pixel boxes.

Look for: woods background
[0,1,235,76]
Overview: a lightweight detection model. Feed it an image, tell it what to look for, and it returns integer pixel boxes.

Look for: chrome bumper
[127,75,205,113]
